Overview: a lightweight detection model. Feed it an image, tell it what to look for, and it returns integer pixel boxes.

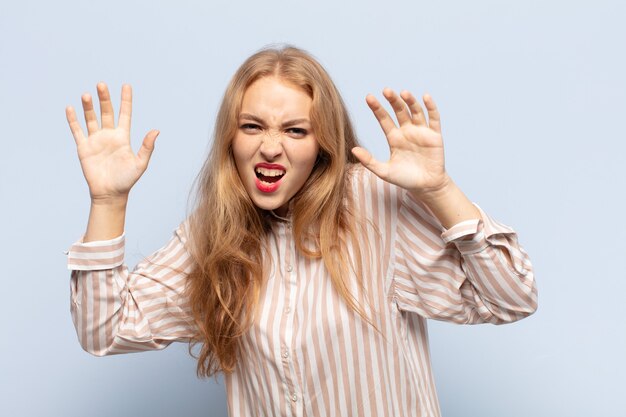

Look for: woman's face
[232,76,320,217]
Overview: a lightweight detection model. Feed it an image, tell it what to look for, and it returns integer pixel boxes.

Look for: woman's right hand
[66,83,159,204]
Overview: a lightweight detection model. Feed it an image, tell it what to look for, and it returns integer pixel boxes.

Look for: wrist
[85,195,128,243]
[409,175,480,229]
[90,193,129,208]
[410,174,455,204]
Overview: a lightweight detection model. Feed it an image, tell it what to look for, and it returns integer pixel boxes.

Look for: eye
[240,123,262,133]
[286,127,308,138]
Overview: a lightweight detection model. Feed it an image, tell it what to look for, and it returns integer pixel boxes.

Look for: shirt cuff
[440,204,516,255]
[67,234,126,271]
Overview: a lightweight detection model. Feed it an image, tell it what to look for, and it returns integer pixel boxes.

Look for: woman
[66,46,537,416]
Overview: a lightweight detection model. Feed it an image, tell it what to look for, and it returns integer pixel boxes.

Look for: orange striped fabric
[68,167,537,417]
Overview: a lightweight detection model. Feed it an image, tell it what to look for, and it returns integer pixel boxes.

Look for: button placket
[281,224,302,410]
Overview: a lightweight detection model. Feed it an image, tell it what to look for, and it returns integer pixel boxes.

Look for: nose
[259,130,283,160]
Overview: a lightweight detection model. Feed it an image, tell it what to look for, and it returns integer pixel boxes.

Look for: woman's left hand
[352,89,449,195]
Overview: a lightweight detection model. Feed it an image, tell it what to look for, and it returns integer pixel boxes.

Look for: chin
[249,197,284,213]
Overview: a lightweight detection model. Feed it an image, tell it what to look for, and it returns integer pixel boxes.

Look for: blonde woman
[66,46,537,417]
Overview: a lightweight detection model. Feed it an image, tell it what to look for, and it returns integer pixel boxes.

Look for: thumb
[137,129,159,168]
[351,146,387,179]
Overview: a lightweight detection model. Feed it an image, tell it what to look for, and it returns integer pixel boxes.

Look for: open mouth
[255,167,285,184]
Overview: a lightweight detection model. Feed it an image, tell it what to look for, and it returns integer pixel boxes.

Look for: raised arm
[353,89,537,323]
[65,84,197,356]
[65,82,159,241]
[351,89,478,229]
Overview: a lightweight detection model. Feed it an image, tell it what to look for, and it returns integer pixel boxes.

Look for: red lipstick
[254,163,286,193]
[255,177,281,193]
[255,163,286,170]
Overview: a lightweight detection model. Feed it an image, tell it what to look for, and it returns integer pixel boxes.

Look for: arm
[65,82,158,242]
[352,89,479,228]
[65,83,196,354]
[352,89,537,323]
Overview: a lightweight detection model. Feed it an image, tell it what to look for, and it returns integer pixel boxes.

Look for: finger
[351,146,388,179]
[423,94,442,133]
[65,106,86,144]
[81,93,99,135]
[366,94,397,137]
[118,84,132,131]
[400,90,427,126]
[137,130,160,169]
[383,88,412,126]
[97,82,115,129]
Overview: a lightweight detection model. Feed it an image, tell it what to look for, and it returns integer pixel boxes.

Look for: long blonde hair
[187,46,364,376]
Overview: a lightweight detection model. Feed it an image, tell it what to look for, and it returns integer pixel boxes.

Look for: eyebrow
[239,113,311,128]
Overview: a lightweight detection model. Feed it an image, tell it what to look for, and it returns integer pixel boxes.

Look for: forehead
[240,77,312,121]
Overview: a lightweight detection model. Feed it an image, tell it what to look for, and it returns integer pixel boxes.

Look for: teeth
[255,167,285,177]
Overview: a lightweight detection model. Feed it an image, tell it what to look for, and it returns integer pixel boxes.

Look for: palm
[353,89,447,192]
[78,128,145,197]
[66,83,158,201]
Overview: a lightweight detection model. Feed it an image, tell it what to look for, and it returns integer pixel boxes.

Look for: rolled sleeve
[393,194,537,324]
[67,234,125,271]
[441,205,530,278]
[441,218,486,252]
[66,226,197,356]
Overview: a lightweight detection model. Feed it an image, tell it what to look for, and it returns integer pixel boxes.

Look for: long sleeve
[392,189,538,325]
[67,224,197,356]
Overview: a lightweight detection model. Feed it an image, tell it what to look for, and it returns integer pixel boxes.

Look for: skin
[66,82,478,243]
[352,88,480,228]
[65,83,157,242]
[232,77,319,217]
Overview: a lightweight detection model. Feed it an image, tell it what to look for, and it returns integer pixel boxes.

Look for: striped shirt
[67,167,537,417]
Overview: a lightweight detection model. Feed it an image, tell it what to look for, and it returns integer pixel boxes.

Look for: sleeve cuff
[441,204,516,254]
[67,234,126,271]
[441,218,481,243]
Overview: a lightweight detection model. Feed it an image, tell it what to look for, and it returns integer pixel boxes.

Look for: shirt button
[284,306,291,314]
[291,394,298,402]
[286,264,293,272]
[282,351,289,359]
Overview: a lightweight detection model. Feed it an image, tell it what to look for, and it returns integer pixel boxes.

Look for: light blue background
[1,1,624,416]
